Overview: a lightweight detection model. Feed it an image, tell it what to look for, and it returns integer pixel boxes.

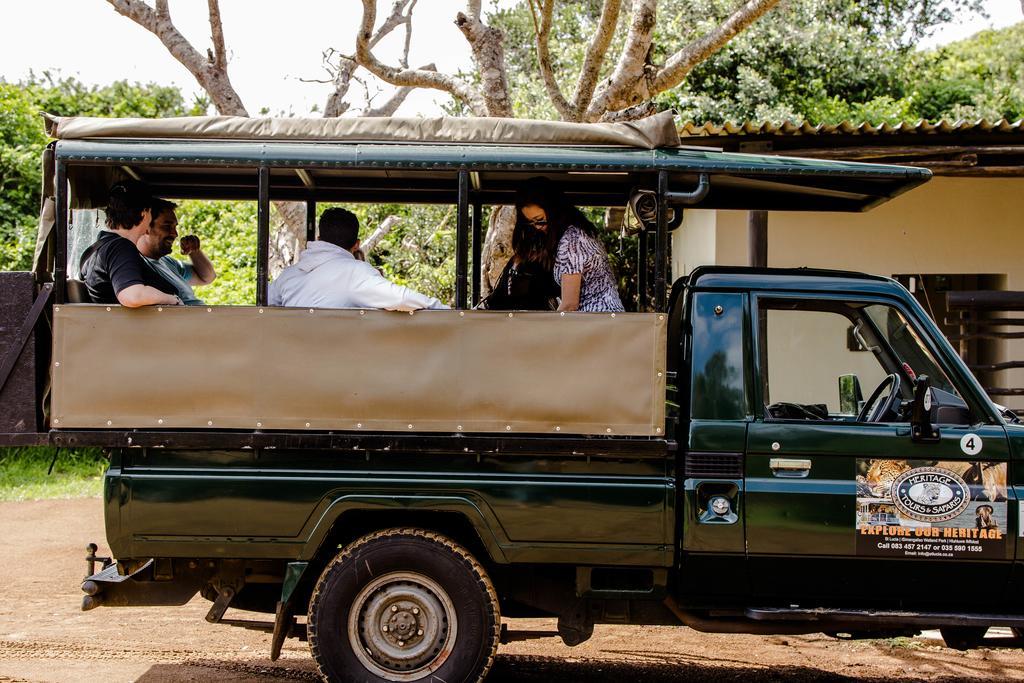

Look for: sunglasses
[527,218,548,228]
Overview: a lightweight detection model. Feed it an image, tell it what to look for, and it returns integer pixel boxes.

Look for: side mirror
[911,374,940,443]
[838,374,863,416]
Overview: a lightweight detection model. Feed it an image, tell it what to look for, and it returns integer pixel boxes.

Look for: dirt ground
[3,499,1024,682]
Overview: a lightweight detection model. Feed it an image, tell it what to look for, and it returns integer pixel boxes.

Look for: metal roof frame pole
[471,201,483,307]
[637,229,648,312]
[456,170,470,310]
[54,160,68,305]
[748,210,767,268]
[655,171,669,311]
[257,166,270,306]
[305,199,317,244]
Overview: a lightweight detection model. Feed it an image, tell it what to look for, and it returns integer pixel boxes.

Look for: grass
[0,447,107,501]
[870,636,928,650]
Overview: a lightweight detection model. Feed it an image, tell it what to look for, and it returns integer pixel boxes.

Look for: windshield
[862,303,958,396]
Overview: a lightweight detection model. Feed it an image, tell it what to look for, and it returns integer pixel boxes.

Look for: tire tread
[308,527,501,683]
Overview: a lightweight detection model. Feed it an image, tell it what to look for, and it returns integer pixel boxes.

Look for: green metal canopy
[54,138,930,213]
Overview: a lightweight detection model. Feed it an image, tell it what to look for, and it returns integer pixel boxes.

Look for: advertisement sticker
[855,459,1007,559]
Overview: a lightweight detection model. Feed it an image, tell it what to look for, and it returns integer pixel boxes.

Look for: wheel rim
[347,571,458,681]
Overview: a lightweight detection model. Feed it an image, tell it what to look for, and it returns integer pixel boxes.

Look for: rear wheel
[308,528,500,682]
[940,626,987,651]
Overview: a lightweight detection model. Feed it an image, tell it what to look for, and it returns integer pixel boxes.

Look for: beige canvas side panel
[44,111,681,149]
[52,307,667,436]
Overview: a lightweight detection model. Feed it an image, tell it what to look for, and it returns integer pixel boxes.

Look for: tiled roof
[679,119,1024,137]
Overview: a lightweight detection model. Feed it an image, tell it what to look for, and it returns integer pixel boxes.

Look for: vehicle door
[677,288,751,605]
[745,293,1013,610]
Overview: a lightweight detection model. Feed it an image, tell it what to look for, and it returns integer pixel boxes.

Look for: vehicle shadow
[490,655,858,682]
[858,637,1024,682]
[131,649,1016,683]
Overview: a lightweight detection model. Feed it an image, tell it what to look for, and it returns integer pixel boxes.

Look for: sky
[0,0,1021,118]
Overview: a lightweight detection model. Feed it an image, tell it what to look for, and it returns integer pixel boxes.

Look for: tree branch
[399,0,417,68]
[583,0,657,121]
[106,0,247,115]
[370,0,415,50]
[570,0,622,118]
[322,53,357,118]
[359,215,402,256]
[362,63,436,117]
[323,1,419,118]
[529,0,574,120]
[355,0,488,116]
[455,2,512,116]
[207,0,228,70]
[651,0,780,94]
[599,101,657,122]
[107,1,311,271]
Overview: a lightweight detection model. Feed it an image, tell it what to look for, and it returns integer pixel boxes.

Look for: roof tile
[679,118,1024,137]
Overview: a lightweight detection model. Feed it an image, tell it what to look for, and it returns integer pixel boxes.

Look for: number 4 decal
[960,433,983,456]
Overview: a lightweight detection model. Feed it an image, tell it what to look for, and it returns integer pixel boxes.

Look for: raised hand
[180,235,201,255]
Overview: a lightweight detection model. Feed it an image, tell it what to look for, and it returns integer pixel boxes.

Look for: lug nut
[412,607,419,615]
[391,605,398,612]
[382,625,389,632]
[398,641,405,647]
[417,629,423,636]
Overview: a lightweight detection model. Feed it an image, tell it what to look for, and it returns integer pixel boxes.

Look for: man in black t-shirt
[80,181,182,307]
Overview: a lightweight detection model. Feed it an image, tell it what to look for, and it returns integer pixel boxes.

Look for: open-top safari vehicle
[3,112,1020,683]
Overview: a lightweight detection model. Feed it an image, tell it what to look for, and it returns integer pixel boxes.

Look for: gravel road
[2,498,1024,682]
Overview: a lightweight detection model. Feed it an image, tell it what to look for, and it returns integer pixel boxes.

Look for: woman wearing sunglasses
[504,178,624,313]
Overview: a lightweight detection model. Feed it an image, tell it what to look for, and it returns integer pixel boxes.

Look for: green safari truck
[2,113,1020,683]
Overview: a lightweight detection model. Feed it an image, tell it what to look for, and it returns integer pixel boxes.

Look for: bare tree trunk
[269,202,307,276]
[456,2,513,117]
[108,0,248,115]
[359,215,402,256]
[529,0,574,119]
[355,0,489,115]
[585,0,780,120]
[107,0,307,273]
[480,205,516,299]
[111,0,784,284]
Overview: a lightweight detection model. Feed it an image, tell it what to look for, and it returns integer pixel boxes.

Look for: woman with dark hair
[510,178,624,313]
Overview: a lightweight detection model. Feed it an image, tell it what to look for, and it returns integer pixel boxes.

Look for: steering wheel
[857,373,902,423]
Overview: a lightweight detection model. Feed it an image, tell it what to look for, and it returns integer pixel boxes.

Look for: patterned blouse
[553,225,625,312]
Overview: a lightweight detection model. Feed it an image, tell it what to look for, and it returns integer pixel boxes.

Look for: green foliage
[905,24,1024,121]
[797,94,917,127]
[659,0,987,124]
[173,200,258,305]
[23,71,209,119]
[0,447,106,501]
[0,74,209,272]
[0,83,47,271]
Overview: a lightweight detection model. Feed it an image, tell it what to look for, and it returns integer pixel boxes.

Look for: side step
[747,607,1024,629]
[221,618,308,642]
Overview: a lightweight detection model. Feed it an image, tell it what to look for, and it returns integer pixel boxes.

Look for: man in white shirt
[269,208,447,311]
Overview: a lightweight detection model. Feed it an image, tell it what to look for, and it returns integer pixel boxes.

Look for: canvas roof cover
[43,110,682,149]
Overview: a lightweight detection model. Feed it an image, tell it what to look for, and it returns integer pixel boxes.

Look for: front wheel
[308,528,500,683]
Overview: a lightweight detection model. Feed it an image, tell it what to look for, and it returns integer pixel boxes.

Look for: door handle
[769,458,811,476]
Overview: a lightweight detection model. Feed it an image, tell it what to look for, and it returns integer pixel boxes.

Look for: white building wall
[672,176,1024,410]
